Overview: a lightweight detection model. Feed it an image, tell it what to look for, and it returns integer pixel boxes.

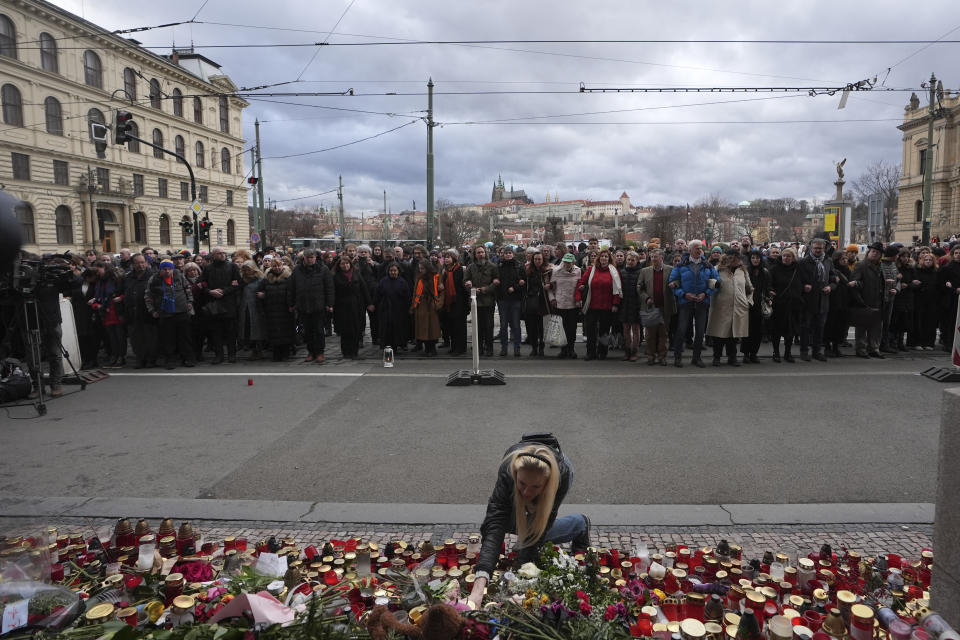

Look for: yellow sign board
[823,205,840,239]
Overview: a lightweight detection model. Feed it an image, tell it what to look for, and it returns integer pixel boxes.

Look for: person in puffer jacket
[668,240,720,368]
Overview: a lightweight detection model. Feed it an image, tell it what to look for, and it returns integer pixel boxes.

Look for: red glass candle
[235,538,247,552]
[50,563,65,581]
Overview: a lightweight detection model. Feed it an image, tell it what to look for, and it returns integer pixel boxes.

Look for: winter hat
[711,246,724,254]
[160,259,175,269]
[883,245,899,258]
[845,244,859,253]
[561,253,575,263]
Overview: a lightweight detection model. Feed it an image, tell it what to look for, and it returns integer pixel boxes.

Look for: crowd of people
[3,233,960,396]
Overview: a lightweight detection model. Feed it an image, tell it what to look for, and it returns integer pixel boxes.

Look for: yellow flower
[525,588,536,599]
[653,588,667,601]
[540,594,549,604]
[523,597,536,609]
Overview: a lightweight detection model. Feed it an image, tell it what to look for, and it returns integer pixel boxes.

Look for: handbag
[545,314,567,347]
[760,296,774,320]
[639,305,663,327]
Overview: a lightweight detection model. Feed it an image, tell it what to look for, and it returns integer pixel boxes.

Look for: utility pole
[337,174,345,250]
[426,78,435,248]
[383,190,387,243]
[255,119,266,250]
[250,148,260,249]
[921,72,938,246]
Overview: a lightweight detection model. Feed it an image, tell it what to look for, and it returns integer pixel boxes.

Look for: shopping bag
[639,306,663,328]
[545,315,567,347]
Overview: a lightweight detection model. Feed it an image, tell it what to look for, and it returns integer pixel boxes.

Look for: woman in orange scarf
[410,259,444,356]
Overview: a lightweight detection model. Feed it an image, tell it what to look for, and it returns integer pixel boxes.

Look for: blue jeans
[673,300,709,357]
[498,300,523,349]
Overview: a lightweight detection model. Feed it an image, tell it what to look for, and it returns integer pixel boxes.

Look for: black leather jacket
[476,441,571,576]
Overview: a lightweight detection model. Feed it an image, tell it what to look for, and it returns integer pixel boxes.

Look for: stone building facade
[895,86,960,244]
[0,0,249,254]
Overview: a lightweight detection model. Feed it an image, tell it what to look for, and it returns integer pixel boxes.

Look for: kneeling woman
[468,439,590,608]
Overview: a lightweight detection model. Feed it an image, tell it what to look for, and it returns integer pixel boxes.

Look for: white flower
[517,563,542,579]
[502,571,517,583]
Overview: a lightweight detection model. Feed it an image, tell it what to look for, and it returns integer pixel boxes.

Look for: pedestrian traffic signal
[179,219,194,235]
[198,218,212,241]
[247,177,259,185]
[114,110,134,145]
[90,122,109,158]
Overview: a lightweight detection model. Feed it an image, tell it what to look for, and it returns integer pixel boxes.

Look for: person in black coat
[438,250,468,355]
[849,244,886,357]
[256,262,295,361]
[289,249,334,363]
[768,248,804,362]
[824,255,853,357]
[742,249,770,363]
[892,250,919,351]
[796,238,837,361]
[617,251,643,361]
[69,267,100,369]
[467,435,588,610]
[199,248,242,364]
[913,253,939,350]
[937,244,960,352]
[373,262,411,353]
[523,251,553,357]
[356,246,380,346]
[332,256,371,360]
[122,254,158,368]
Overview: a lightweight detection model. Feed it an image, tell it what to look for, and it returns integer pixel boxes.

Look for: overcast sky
[55,0,957,214]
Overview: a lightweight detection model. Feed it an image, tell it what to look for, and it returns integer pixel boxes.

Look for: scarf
[161,273,176,313]
[811,253,826,284]
[413,274,438,308]
[443,266,458,310]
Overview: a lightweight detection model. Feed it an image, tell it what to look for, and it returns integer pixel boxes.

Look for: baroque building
[895,85,960,243]
[0,0,249,254]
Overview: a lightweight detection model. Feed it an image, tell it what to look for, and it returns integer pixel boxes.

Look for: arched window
[123,67,137,100]
[181,216,191,244]
[226,219,236,245]
[1,83,23,127]
[87,108,105,141]
[915,200,924,223]
[83,50,102,88]
[219,95,229,133]
[221,147,231,173]
[0,14,16,59]
[193,97,203,124]
[159,214,170,245]
[39,32,57,72]
[152,128,163,159]
[149,78,161,109]
[195,141,205,168]
[15,201,34,244]
[55,205,73,244]
[127,121,140,153]
[174,135,185,162]
[134,211,147,243]
[44,96,62,135]
[172,88,183,117]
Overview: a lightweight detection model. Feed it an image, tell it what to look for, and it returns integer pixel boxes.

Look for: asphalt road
[0,350,950,506]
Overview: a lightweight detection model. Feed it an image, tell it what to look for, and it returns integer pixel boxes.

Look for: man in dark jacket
[495,247,525,357]
[199,247,241,364]
[849,242,885,358]
[356,245,380,346]
[122,253,158,368]
[797,237,837,361]
[289,248,334,363]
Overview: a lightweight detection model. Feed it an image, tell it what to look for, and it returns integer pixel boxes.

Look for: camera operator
[9,252,76,397]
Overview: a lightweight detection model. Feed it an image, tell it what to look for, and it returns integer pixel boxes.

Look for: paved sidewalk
[0,516,932,559]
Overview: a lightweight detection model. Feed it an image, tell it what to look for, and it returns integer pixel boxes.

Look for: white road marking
[108,370,921,379]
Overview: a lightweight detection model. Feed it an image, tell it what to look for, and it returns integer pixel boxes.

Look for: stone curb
[0,496,935,526]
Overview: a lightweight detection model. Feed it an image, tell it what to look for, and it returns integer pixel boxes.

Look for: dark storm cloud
[55,0,957,212]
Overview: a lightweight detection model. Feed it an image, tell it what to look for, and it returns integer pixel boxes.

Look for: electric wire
[259,119,419,160]
[295,0,358,81]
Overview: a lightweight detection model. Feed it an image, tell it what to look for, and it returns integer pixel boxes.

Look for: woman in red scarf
[438,249,468,355]
[410,260,444,356]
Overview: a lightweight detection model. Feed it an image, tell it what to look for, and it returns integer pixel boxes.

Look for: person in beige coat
[706,250,754,366]
[636,248,677,365]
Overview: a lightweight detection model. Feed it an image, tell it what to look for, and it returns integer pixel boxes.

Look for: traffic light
[198,218,212,241]
[90,122,109,158]
[179,218,194,235]
[247,177,259,186]
[114,110,134,145]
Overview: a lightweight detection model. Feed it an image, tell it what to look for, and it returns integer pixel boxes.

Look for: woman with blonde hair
[467,435,589,609]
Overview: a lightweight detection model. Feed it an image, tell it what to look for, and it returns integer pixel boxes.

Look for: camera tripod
[16,295,85,415]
